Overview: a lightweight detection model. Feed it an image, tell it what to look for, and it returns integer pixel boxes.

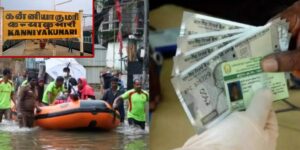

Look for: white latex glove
[176,89,278,150]
[113,103,118,110]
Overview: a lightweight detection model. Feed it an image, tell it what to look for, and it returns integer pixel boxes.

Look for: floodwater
[0,120,149,150]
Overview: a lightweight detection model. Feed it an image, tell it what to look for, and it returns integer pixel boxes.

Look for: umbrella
[45,58,86,80]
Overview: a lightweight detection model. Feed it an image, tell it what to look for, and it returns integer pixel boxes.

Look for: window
[101,23,109,31]
[84,36,92,43]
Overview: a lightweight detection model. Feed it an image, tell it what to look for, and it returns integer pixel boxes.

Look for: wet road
[0,120,149,150]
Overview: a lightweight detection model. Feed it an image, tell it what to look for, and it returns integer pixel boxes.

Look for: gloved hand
[36,107,42,113]
[176,89,278,150]
[113,103,118,110]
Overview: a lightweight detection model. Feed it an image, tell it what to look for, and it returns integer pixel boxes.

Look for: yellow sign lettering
[3,10,81,40]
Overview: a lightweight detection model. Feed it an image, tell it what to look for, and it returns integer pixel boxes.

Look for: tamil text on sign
[3,10,81,40]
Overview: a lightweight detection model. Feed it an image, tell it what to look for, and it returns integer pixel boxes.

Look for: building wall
[85,67,103,84]
[76,44,107,84]
[76,49,106,67]
[97,0,144,46]
[25,58,40,69]
[99,1,142,33]
[14,61,26,76]
[106,41,128,70]
[0,59,26,76]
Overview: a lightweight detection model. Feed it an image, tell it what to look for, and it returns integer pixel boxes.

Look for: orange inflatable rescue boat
[35,100,120,130]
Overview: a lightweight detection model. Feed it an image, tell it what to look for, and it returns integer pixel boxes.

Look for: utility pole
[119,24,123,72]
[0,7,3,56]
[79,10,84,56]
[142,0,148,89]
[113,9,115,69]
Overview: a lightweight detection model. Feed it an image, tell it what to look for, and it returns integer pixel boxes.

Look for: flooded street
[0,120,149,150]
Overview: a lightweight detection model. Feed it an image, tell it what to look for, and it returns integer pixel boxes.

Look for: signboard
[0,8,3,46]
[3,10,81,40]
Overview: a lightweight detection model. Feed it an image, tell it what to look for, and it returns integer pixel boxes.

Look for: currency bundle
[171,12,290,133]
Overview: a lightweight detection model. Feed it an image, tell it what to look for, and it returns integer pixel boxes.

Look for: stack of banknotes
[171,11,291,133]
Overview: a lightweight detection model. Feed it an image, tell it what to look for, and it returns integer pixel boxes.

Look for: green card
[221,57,289,110]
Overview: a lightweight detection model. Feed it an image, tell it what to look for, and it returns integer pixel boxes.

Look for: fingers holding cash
[276,1,300,37]
[261,1,300,73]
[261,50,300,72]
